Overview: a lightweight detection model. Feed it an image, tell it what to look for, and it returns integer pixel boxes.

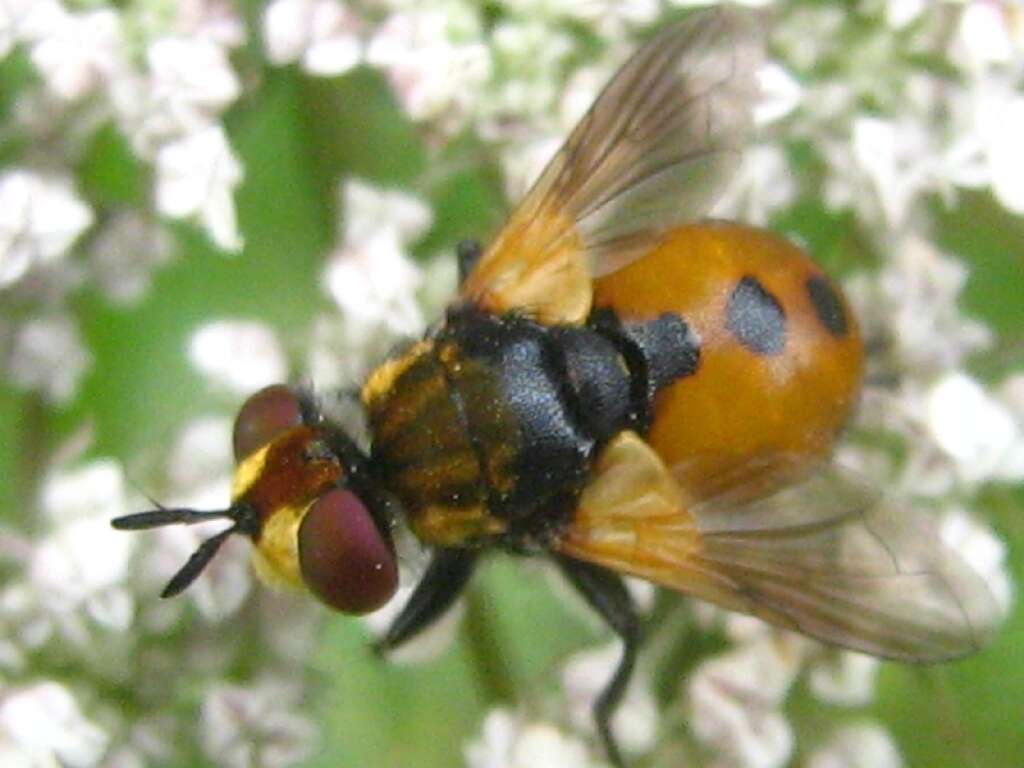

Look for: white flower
[165,417,234,496]
[806,722,903,768]
[112,35,240,158]
[488,20,570,117]
[0,682,108,768]
[147,36,241,123]
[852,235,991,375]
[189,320,287,394]
[322,180,430,337]
[714,144,797,224]
[498,133,561,202]
[940,509,1014,617]
[175,0,247,49]
[979,94,1024,214]
[562,642,657,757]
[0,170,93,289]
[30,521,135,634]
[885,0,926,30]
[7,314,92,403]
[851,116,934,229]
[688,633,805,768]
[755,62,802,125]
[925,372,1024,485]
[88,212,173,304]
[464,709,601,768]
[40,460,129,527]
[200,680,317,768]
[155,125,244,252]
[954,2,1018,71]
[367,9,490,126]
[28,8,124,101]
[339,178,432,247]
[18,460,136,637]
[263,0,362,76]
[807,651,879,707]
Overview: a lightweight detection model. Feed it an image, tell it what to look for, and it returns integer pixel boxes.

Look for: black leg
[376,548,478,653]
[556,556,640,768]
[456,239,483,284]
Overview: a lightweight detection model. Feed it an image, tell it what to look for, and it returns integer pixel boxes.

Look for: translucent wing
[462,6,761,324]
[559,438,1003,661]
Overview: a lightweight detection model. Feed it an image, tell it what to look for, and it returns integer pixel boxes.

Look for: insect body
[113,8,1000,766]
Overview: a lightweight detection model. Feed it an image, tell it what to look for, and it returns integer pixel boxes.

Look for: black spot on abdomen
[806,274,849,338]
[726,276,787,356]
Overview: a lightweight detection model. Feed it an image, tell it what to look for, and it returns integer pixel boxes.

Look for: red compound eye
[232,384,304,461]
[298,488,399,614]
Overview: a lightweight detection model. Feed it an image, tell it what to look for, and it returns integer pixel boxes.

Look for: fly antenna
[111,502,258,598]
[160,524,237,597]
[111,507,234,530]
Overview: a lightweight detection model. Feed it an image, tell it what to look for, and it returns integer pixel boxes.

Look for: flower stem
[463,587,517,706]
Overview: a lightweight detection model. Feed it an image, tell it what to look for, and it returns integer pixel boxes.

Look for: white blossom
[200,680,317,768]
[851,116,935,229]
[806,722,903,768]
[940,509,1014,617]
[263,0,363,76]
[367,9,490,127]
[322,180,430,337]
[7,314,92,403]
[88,212,173,304]
[849,235,991,376]
[688,632,805,768]
[714,144,797,223]
[175,0,247,49]
[885,0,926,30]
[28,8,124,101]
[155,125,244,252]
[189,320,287,394]
[807,651,880,707]
[4,460,137,644]
[146,36,241,125]
[755,62,802,125]
[165,416,234,496]
[924,372,1024,485]
[953,2,1019,71]
[977,91,1024,214]
[465,709,601,768]
[0,170,93,289]
[0,682,108,768]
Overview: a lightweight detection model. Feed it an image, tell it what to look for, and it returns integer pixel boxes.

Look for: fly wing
[688,464,1003,660]
[461,6,761,324]
[559,436,1003,661]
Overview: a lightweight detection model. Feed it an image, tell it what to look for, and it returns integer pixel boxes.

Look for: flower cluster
[0,1,1021,767]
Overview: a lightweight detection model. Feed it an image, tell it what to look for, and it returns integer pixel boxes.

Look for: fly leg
[556,555,641,768]
[376,548,478,652]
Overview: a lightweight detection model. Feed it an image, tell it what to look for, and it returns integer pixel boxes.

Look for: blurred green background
[1,38,1023,768]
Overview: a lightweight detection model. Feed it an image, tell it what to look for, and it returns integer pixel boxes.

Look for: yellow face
[230,425,343,591]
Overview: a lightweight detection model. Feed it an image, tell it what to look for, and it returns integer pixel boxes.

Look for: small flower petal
[155,125,244,252]
[189,320,287,394]
[806,722,903,768]
[0,682,108,768]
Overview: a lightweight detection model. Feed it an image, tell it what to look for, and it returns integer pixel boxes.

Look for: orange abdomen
[593,222,864,496]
